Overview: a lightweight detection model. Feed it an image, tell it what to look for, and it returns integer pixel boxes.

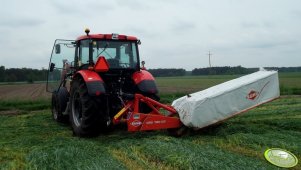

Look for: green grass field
[0,73,300,169]
[0,97,300,169]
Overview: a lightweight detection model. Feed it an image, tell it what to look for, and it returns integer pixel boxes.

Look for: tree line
[191,66,258,75]
[148,68,186,77]
[150,66,301,77]
[0,66,47,83]
[0,66,300,82]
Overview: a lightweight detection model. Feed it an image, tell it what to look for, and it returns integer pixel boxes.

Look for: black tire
[51,87,69,124]
[69,78,109,137]
[167,125,188,137]
[167,113,188,137]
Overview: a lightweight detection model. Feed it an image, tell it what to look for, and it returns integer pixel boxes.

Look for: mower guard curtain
[172,70,280,129]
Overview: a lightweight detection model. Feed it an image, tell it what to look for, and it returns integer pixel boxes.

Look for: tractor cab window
[94,41,138,69]
[78,40,138,70]
[79,40,89,65]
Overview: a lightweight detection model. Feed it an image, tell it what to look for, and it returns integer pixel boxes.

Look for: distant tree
[5,73,17,82]
[0,66,5,82]
[27,72,35,83]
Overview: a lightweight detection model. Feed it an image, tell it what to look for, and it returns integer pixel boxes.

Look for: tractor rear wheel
[51,87,69,124]
[69,78,109,137]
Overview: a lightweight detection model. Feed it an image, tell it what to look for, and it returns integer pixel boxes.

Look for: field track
[0,83,50,100]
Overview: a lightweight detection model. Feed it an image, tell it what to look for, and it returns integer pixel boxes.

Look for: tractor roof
[76,34,138,41]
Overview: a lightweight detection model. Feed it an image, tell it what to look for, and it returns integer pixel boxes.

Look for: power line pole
[208,51,212,68]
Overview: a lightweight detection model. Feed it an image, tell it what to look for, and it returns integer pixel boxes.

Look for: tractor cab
[47,30,142,94]
[75,34,140,71]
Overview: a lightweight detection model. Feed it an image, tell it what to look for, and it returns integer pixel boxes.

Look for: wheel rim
[72,91,82,127]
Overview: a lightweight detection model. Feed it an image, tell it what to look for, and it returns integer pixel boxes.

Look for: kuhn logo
[131,120,142,127]
[246,81,270,101]
[247,90,259,100]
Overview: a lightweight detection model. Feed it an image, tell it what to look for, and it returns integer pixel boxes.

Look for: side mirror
[49,63,55,72]
[137,40,141,45]
[55,44,61,54]
[141,61,146,70]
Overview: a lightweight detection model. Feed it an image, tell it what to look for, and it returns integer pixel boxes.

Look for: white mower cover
[172,70,280,129]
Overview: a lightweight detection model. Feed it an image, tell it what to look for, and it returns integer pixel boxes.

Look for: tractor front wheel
[51,87,69,124]
[69,78,109,137]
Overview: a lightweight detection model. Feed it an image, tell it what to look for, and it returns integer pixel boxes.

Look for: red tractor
[47,29,182,137]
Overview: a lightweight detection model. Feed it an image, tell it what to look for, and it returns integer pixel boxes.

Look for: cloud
[247,40,297,49]
[0,0,301,69]
[0,17,44,28]
[291,9,301,18]
[50,0,115,15]
[241,21,274,29]
[170,20,196,33]
[114,0,150,10]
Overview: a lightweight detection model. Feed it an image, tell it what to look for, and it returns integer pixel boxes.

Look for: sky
[0,0,300,70]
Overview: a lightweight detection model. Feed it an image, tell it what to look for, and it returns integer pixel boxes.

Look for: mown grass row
[0,99,50,111]
[0,96,300,169]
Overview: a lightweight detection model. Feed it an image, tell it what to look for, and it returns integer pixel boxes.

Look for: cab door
[47,39,75,93]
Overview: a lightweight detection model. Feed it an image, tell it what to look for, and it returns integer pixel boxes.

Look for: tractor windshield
[47,39,75,93]
[79,40,139,69]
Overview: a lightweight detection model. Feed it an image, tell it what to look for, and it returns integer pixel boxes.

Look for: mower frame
[113,94,182,131]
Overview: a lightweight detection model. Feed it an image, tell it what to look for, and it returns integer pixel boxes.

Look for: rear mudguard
[132,70,158,94]
[74,70,105,96]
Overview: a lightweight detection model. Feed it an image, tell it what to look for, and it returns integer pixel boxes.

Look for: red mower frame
[113,94,182,131]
